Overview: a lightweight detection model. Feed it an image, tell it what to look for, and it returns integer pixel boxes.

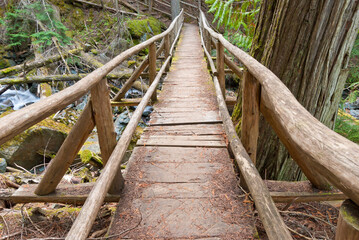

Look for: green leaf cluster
[205,0,260,50]
[1,1,71,49]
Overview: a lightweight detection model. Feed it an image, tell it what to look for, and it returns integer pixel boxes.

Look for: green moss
[39,83,52,97]
[1,66,16,75]
[126,17,164,39]
[0,57,10,69]
[79,149,103,168]
[334,109,359,143]
[91,49,98,55]
[0,110,71,152]
[127,60,136,67]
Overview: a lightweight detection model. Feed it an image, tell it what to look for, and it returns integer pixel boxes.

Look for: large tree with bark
[232,0,359,181]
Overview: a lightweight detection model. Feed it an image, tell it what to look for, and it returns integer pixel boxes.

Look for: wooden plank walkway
[108,24,254,239]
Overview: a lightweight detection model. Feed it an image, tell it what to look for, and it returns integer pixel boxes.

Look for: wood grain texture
[201,11,359,204]
[90,79,124,194]
[270,191,348,203]
[35,103,95,195]
[91,79,117,164]
[149,43,157,101]
[216,41,225,97]
[199,20,292,239]
[8,183,121,204]
[224,56,243,79]
[111,98,142,106]
[241,71,260,164]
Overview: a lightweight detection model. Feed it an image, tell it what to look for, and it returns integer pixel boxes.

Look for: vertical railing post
[336,200,359,239]
[240,71,260,190]
[149,0,153,14]
[91,79,124,193]
[216,41,225,97]
[149,43,157,101]
[164,34,170,71]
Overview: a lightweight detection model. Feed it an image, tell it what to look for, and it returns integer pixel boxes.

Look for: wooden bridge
[1,9,359,240]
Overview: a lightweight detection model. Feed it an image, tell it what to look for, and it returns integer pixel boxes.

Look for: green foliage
[2,1,71,49]
[343,35,359,104]
[205,0,260,50]
[126,17,164,39]
[335,110,359,143]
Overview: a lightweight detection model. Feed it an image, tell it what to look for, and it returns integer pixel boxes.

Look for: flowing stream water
[0,86,39,111]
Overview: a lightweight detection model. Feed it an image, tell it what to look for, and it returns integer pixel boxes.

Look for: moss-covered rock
[0,110,71,170]
[126,17,164,40]
[79,149,103,168]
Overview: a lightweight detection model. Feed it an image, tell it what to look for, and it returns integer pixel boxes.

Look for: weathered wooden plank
[10,183,120,204]
[270,191,348,203]
[140,135,223,141]
[150,119,222,126]
[144,124,224,135]
[111,98,142,106]
[128,146,229,163]
[137,139,226,147]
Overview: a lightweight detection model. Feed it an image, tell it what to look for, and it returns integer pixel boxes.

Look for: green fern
[205,0,260,50]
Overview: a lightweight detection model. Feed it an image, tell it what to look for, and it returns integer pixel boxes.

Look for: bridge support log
[113,39,165,101]
[35,103,95,195]
[91,79,124,194]
[216,41,225,97]
[164,35,170,71]
[336,200,359,240]
[241,71,260,163]
[149,43,157,102]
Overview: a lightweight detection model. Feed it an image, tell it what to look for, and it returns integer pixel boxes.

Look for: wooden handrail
[65,14,184,240]
[200,10,359,206]
[0,10,183,147]
[199,18,292,240]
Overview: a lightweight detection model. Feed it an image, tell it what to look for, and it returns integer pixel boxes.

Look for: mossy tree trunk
[233,0,359,181]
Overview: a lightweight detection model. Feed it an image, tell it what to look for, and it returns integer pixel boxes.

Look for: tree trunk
[171,0,181,20]
[233,0,359,181]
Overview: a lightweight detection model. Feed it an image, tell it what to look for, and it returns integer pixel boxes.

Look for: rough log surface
[201,11,359,205]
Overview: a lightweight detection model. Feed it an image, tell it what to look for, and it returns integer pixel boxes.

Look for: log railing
[0,10,184,240]
[200,10,359,239]
[199,13,292,240]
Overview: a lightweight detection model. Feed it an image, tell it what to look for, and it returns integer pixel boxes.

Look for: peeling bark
[237,0,359,180]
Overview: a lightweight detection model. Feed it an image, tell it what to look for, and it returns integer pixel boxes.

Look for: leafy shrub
[335,109,359,143]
